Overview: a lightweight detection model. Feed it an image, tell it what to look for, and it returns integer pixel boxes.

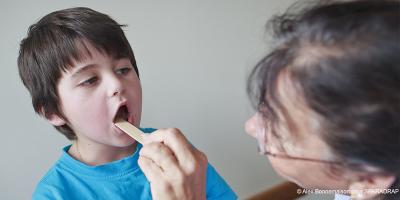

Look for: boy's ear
[40,108,66,126]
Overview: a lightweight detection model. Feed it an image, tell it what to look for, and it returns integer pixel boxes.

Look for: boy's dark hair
[248,0,400,199]
[18,7,139,140]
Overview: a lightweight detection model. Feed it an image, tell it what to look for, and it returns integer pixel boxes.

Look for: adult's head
[246,1,400,199]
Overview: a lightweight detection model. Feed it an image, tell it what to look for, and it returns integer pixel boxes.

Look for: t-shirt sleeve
[205,163,237,200]
[32,169,67,200]
[32,182,63,200]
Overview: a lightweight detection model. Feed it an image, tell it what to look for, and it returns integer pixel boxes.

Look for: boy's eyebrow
[70,64,98,78]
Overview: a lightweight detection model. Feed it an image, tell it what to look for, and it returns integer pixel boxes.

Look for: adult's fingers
[138,156,163,183]
[139,142,181,176]
[143,128,197,168]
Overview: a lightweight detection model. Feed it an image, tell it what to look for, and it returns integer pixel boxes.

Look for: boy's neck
[68,141,138,166]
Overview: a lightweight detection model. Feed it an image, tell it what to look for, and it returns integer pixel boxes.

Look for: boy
[18,7,236,199]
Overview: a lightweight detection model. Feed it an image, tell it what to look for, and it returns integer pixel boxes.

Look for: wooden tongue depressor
[114,119,144,144]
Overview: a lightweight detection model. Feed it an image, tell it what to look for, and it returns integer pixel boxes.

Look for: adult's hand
[138,128,208,200]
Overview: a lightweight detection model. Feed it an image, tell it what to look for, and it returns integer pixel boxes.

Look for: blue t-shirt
[33,128,237,200]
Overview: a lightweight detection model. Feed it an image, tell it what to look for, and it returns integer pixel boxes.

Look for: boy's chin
[113,138,138,148]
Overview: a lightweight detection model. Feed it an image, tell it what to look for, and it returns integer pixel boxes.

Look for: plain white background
[0,0,334,199]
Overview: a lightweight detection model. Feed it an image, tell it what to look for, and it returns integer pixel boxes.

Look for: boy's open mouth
[114,105,129,122]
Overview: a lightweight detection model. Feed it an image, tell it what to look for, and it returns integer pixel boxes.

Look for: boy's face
[50,41,142,148]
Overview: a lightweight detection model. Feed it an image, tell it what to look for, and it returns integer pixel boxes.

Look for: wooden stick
[114,119,144,144]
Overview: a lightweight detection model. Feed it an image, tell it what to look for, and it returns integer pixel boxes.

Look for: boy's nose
[108,76,125,97]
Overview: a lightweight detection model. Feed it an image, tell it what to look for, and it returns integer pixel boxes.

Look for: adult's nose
[245,113,261,138]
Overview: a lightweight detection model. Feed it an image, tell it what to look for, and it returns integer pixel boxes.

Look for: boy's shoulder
[37,164,59,184]
[32,160,65,199]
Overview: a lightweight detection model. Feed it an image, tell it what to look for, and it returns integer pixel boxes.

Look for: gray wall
[0,0,298,199]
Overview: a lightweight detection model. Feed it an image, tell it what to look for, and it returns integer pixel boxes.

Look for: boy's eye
[116,67,132,75]
[79,77,98,86]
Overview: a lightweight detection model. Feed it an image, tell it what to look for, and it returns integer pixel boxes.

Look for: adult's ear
[40,107,66,126]
[348,172,395,199]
